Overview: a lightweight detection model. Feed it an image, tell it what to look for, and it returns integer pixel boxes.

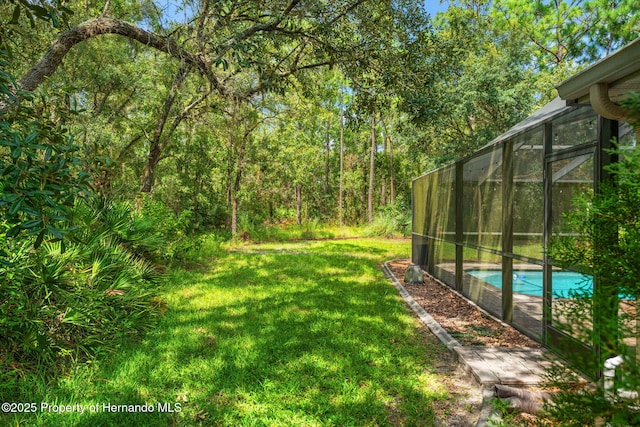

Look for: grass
[4,237,452,426]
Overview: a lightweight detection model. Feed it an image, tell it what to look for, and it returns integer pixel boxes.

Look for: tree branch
[18,17,224,95]
[210,0,302,64]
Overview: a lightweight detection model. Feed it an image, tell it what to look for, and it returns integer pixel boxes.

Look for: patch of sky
[154,1,450,26]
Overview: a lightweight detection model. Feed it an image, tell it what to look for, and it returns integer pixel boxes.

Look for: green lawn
[7,238,452,426]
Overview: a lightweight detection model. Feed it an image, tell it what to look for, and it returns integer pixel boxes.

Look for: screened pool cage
[412,98,636,370]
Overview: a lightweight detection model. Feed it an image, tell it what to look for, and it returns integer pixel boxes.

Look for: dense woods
[3,0,635,231]
[3,0,637,232]
[1,0,638,407]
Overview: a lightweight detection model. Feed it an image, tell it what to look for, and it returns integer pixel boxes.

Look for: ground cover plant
[3,237,453,426]
[0,196,173,398]
[229,221,363,244]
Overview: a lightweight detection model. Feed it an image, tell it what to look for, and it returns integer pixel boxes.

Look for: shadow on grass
[11,240,446,426]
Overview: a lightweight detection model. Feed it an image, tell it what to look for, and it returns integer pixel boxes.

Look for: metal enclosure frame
[411,99,635,376]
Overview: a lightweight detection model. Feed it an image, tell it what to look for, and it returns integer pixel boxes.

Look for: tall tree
[491,0,640,70]
[223,95,272,237]
[141,62,191,193]
[403,2,536,162]
[338,88,346,225]
[380,102,396,204]
[368,112,376,223]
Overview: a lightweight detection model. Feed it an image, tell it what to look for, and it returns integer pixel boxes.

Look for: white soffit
[557,38,640,104]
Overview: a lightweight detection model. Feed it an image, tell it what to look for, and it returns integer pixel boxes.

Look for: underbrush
[364,202,411,238]
[135,195,202,263]
[235,219,361,243]
[0,196,197,400]
[234,212,410,244]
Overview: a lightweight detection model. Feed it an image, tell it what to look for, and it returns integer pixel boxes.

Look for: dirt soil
[385,259,543,426]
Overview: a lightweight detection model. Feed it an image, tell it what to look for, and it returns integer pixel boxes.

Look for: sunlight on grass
[6,237,452,426]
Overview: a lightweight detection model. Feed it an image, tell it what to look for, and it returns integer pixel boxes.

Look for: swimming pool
[465,269,593,298]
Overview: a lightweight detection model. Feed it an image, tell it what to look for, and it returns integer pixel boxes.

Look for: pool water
[465,269,593,298]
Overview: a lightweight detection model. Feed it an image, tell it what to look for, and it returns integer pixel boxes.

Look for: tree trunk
[324,119,331,194]
[338,90,345,226]
[231,132,248,238]
[380,104,395,205]
[368,112,376,223]
[381,131,387,206]
[140,63,191,193]
[226,128,234,208]
[296,184,302,225]
[389,133,395,203]
[361,152,367,223]
[141,143,162,193]
[231,195,239,237]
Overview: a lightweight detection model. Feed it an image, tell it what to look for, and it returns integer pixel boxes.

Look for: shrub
[136,194,201,262]
[0,56,91,248]
[0,198,165,399]
[364,202,411,238]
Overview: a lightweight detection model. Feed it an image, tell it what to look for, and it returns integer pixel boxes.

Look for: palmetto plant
[0,197,165,398]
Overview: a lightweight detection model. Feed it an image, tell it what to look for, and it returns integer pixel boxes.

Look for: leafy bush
[1,57,92,247]
[135,194,202,262]
[364,202,411,238]
[0,197,166,399]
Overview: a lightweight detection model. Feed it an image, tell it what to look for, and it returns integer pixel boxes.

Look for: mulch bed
[385,260,553,426]
[386,259,541,348]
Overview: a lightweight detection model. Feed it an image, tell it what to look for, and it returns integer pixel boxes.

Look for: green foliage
[488,397,532,427]
[545,95,640,425]
[0,197,165,399]
[409,3,536,162]
[365,202,411,238]
[4,0,72,29]
[623,92,640,122]
[1,0,73,60]
[233,217,356,243]
[0,58,91,247]
[491,0,640,70]
[135,194,201,262]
